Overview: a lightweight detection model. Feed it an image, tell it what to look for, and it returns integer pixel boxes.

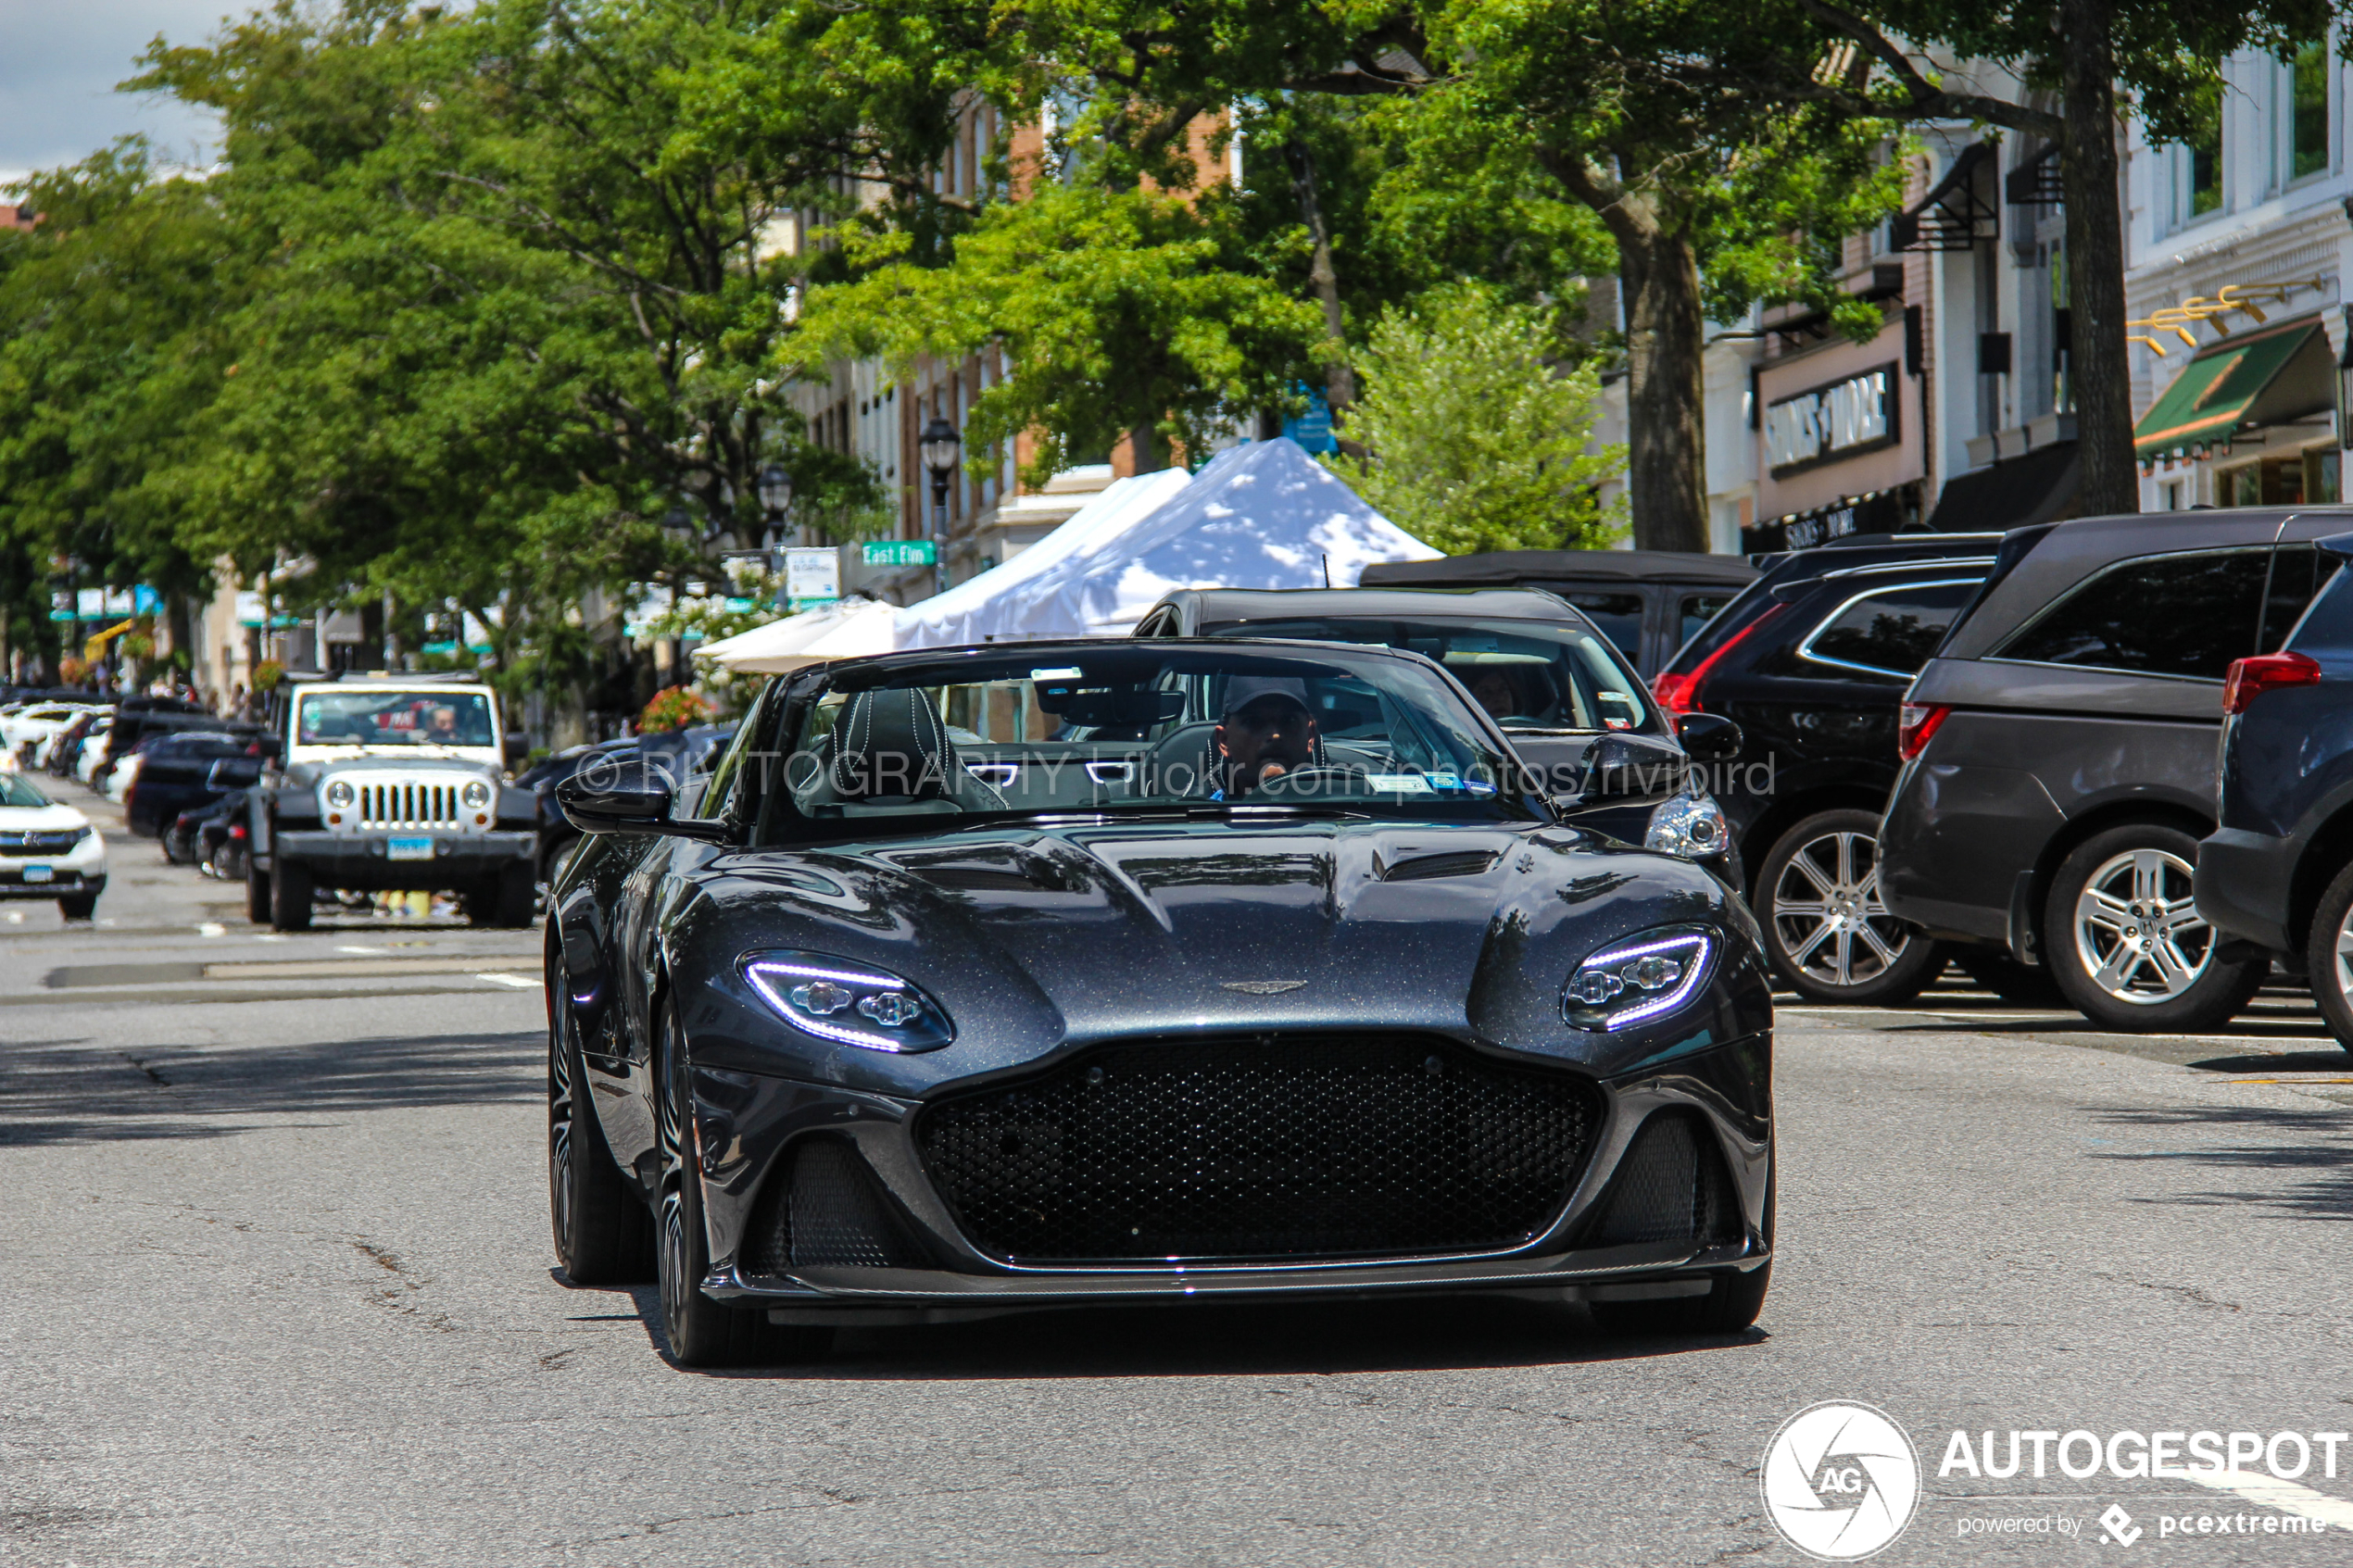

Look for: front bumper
[682,1035,1773,1324]
[2195,826,2299,955]
[0,868,106,899]
[273,829,535,889]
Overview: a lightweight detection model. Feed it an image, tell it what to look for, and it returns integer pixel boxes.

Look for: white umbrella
[695,597,899,673]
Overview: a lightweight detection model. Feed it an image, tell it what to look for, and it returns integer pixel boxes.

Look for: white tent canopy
[894,468,1192,651]
[694,596,897,673]
[1000,437,1440,638]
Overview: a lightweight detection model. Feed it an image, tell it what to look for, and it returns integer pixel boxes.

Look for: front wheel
[655,1001,831,1369]
[549,956,655,1284]
[245,858,272,924]
[2045,823,2264,1033]
[270,856,313,932]
[57,891,98,921]
[474,864,536,929]
[2301,859,2353,1055]
[1756,809,1942,1005]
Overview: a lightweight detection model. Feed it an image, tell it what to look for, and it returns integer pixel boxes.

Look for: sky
[0,1,237,189]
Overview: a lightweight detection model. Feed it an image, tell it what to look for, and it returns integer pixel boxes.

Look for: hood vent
[917,866,1047,894]
[1378,849,1501,883]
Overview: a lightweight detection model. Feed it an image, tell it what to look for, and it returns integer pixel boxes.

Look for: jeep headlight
[744,952,955,1053]
[1562,924,1717,1032]
[461,779,493,809]
[323,780,356,809]
[1645,789,1727,859]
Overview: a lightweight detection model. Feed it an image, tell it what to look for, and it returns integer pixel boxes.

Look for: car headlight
[323,780,356,809]
[461,779,493,809]
[1645,789,1727,859]
[743,952,955,1053]
[1562,924,1717,1032]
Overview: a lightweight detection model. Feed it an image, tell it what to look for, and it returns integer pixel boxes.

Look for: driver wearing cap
[1214,676,1317,798]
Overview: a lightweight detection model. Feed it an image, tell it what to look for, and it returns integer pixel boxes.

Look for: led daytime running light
[1563,928,1716,1032]
[743,956,952,1053]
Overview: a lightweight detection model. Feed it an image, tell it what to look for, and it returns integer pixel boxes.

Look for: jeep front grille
[357,783,463,829]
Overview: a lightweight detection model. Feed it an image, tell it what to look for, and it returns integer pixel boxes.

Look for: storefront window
[2187,82,2224,218]
[2294,40,2332,182]
[2307,448,2342,504]
[2222,466,2260,508]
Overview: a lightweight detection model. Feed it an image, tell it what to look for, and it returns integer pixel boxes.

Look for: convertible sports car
[547,640,1774,1367]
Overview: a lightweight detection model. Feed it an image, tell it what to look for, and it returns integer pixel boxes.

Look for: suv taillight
[1897,703,1951,761]
[2221,651,2322,715]
[1652,605,1784,716]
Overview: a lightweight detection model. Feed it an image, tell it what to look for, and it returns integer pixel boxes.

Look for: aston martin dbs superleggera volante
[547,640,1774,1367]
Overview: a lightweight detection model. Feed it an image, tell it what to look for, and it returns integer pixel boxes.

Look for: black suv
[1132,588,1744,882]
[1648,536,2000,1003]
[1881,508,2353,1032]
[2196,531,2353,1048]
[1357,549,1759,676]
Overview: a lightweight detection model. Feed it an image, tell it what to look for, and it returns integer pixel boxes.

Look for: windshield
[1202,617,1659,734]
[295,691,495,749]
[755,646,1537,842]
[0,773,50,808]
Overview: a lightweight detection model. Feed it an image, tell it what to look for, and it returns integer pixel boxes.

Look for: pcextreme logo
[1762,1401,1924,1561]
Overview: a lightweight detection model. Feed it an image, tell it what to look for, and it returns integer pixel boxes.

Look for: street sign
[1283,387,1336,454]
[863,540,938,567]
[785,547,840,603]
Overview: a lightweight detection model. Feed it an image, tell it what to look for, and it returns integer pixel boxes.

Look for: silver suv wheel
[2070,847,2212,1004]
[1770,828,1909,987]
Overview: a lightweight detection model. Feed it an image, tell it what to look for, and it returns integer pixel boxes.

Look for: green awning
[2134,314,2334,459]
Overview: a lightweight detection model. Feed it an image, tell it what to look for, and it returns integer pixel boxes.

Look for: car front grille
[0,831,82,855]
[913,1034,1603,1265]
[356,783,463,829]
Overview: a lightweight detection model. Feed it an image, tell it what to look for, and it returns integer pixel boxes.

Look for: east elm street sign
[1764,362,1900,477]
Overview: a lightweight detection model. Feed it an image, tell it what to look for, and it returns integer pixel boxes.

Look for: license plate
[386,836,434,861]
[19,864,51,883]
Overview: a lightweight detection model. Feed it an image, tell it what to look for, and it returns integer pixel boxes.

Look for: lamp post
[757,463,793,556]
[920,414,961,597]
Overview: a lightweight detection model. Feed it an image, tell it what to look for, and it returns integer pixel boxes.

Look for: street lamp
[758,464,793,527]
[920,414,961,596]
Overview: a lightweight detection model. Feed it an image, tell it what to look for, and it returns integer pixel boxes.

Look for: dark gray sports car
[547,640,1775,1367]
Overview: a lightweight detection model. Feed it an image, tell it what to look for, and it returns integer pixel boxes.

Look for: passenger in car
[1214,678,1318,798]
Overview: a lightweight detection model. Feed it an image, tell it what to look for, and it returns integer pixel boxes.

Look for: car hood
[670,816,1752,1090]
[0,803,90,833]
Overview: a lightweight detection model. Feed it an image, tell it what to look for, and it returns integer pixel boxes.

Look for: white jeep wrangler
[247,675,537,931]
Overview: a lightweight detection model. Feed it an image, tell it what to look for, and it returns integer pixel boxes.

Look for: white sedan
[2,703,99,765]
[0,771,107,918]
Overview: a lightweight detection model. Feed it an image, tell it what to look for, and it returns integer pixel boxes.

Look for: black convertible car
[547,641,1775,1367]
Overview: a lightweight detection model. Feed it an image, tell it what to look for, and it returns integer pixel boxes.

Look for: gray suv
[1878,508,2353,1031]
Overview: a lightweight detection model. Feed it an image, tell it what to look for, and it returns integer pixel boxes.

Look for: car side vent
[1583,1111,1743,1248]
[739,1140,925,1275]
[1380,850,1501,883]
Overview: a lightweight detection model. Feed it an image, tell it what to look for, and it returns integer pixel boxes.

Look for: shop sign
[1766,363,1899,475]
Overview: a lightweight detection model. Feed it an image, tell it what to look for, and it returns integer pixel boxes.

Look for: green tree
[1327,283,1625,553]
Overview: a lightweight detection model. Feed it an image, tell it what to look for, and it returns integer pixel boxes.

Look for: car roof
[1175,587,1589,622]
[1357,548,1758,589]
[807,635,1446,681]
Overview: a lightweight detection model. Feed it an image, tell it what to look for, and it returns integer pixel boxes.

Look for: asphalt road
[6,776,2353,1566]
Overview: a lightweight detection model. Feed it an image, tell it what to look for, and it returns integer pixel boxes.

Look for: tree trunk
[1613,212,1710,552]
[2057,0,2137,516]
[1283,135,1357,413]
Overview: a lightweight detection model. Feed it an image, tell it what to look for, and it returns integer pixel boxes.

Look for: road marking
[336,945,389,956]
[2184,1470,2353,1532]
[195,922,225,937]
[475,972,538,989]
[5,911,20,923]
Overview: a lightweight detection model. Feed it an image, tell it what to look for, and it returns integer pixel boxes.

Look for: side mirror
[555,766,729,844]
[1566,733,1688,810]
[503,733,533,769]
[1675,712,1743,764]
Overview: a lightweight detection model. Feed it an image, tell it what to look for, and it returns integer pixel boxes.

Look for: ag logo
[1760,1401,1921,1561]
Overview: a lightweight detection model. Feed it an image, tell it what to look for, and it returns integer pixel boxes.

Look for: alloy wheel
[2070,847,2213,1005]
[1769,830,1910,988]
[656,1032,695,1343]
[2337,905,2353,1015]
[547,983,578,1254]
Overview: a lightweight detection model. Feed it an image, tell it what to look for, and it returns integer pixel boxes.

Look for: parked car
[2196,531,2353,1050]
[4,701,103,768]
[196,790,254,882]
[1880,508,2353,1032]
[0,770,107,919]
[1646,536,2001,1003]
[122,728,270,837]
[1357,549,1760,677]
[547,639,1775,1366]
[1132,587,1742,884]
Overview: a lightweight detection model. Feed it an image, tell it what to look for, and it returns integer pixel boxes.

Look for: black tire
[245,858,272,924]
[476,864,536,929]
[57,892,98,921]
[2045,822,2264,1033]
[1592,1263,1771,1336]
[654,1001,831,1369]
[2300,859,2353,1055]
[1755,809,1942,1005]
[1949,947,2066,1007]
[548,954,655,1285]
[270,856,314,932]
